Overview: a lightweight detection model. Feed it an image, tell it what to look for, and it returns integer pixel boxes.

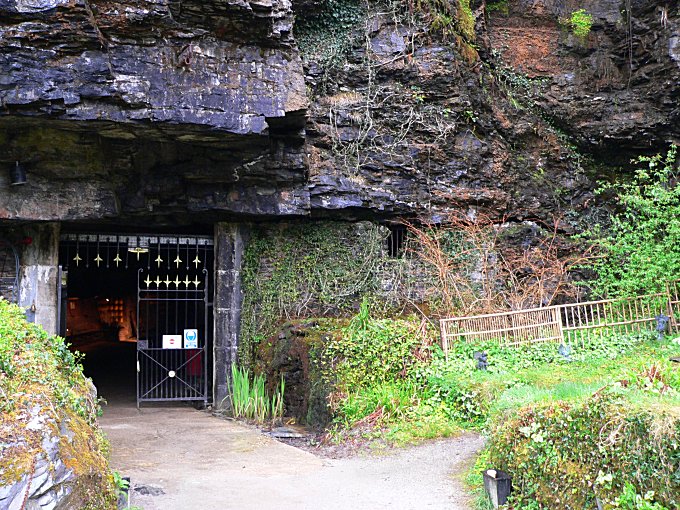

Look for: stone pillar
[213,222,249,409]
[18,223,60,335]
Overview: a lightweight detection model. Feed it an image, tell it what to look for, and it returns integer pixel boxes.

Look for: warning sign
[162,334,182,349]
[183,329,198,349]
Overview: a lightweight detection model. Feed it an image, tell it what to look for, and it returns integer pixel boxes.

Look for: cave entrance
[59,233,214,407]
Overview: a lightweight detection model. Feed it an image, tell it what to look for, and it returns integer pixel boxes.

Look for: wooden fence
[440,281,680,358]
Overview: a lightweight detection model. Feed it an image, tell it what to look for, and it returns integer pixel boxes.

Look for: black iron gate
[137,268,209,406]
[59,232,213,405]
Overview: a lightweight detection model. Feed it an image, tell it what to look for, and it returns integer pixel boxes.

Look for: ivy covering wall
[239,221,431,368]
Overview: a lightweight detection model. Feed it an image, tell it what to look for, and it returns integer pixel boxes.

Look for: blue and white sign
[183,329,198,349]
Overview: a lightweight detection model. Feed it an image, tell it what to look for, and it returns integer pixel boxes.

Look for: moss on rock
[0,299,116,509]
[256,319,344,429]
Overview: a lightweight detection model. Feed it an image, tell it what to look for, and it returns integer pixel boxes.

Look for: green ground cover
[322,146,680,508]
[319,300,680,508]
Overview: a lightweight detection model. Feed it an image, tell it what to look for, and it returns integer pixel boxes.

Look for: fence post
[553,305,565,345]
[440,319,448,362]
[665,281,675,334]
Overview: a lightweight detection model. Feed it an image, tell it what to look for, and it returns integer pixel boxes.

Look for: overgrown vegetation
[562,8,594,39]
[240,222,390,368]
[413,0,476,42]
[404,213,590,314]
[322,299,459,443]
[310,294,678,434]
[485,386,679,509]
[312,300,680,505]
[589,145,680,297]
[0,299,116,508]
[295,0,365,83]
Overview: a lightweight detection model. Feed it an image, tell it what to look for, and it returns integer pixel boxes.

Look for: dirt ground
[99,403,484,510]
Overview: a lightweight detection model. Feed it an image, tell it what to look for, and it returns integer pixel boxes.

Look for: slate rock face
[0,0,309,224]
[489,0,680,163]
[0,380,112,510]
[303,0,679,223]
[0,0,306,131]
[0,0,678,226]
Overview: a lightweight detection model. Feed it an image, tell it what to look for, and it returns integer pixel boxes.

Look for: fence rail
[440,281,680,358]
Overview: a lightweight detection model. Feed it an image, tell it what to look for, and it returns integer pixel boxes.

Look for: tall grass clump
[229,364,285,424]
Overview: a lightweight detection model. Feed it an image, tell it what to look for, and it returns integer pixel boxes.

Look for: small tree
[590,145,679,297]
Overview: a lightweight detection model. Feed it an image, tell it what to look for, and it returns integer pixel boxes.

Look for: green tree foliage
[590,146,679,297]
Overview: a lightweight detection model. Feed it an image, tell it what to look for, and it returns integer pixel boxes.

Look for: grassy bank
[315,301,679,507]
[0,299,116,508]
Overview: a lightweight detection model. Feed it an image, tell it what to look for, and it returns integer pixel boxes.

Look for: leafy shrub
[486,391,679,508]
[589,145,680,297]
[319,300,447,437]
[565,9,593,38]
[323,298,429,389]
[0,298,89,417]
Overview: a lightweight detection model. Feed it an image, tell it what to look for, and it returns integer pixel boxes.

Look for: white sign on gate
[162,334,182,349]
[183,329,198,349]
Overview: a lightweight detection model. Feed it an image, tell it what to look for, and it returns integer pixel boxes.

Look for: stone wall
[238,220,435,367]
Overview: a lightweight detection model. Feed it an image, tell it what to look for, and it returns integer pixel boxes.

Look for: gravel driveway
[100,404,484,510]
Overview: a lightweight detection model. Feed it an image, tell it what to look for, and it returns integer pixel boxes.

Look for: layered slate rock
[489,0,680,164]
[0,402,89,510]
[302,0,679,223]
[0,0,678,226]
[0,0,308,224]
[0,0,305,130]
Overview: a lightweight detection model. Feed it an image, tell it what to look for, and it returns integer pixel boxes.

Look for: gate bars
[136,268,209,406]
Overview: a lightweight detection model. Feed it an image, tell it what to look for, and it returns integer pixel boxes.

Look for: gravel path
[100,404,484,510]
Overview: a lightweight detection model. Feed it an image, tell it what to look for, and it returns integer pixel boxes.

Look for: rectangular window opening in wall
[386,225,408,258]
